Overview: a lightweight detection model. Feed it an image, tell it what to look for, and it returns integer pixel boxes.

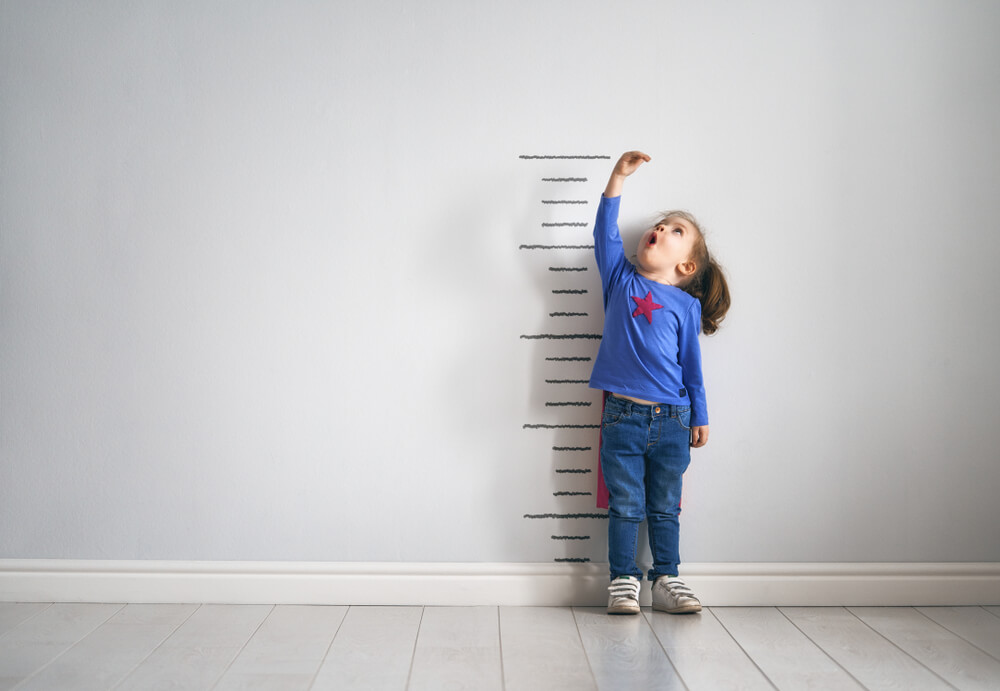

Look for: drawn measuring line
[542,222,589,228]
[523,513,607,519]
[552,289,588,294]
[554,491,593,496]
[554,558,591,563]
[542,200,588,205]
[519,244,593,250]
[549,312,588,318]
[546,401,591,407]
[553,446,592,451]
[523,423,599,429]
[523,332,599,339]
[552,535,591,540]
[546,356,591,361]
[519,155,611,160]
[548,266,588,272]
[546,379,589,384]
[555,468,592,474]
[542,177,588,182]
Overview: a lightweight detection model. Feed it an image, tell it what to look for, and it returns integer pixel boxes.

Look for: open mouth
[647,233,658,246]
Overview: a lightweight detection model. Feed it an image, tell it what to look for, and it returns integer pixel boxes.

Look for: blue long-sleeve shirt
[588,195,709,427]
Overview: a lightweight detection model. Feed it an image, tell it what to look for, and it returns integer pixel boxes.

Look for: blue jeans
[600,394,692,581]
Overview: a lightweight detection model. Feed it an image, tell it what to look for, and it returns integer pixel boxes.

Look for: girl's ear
[678,260,697,277]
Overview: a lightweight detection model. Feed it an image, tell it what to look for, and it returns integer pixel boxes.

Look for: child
[589,151,730,615]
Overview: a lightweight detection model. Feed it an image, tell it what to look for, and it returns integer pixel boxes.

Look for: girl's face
[635,217,699,283]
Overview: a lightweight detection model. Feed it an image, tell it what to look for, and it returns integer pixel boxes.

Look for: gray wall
[3,0,999,564]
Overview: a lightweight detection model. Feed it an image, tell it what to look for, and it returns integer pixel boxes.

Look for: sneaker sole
[607,604,641,615]
[652,602,702,614]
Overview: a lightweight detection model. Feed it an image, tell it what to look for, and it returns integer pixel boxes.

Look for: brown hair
[660,211,731,335]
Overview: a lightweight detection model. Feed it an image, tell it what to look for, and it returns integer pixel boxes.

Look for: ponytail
[684,256,730,335]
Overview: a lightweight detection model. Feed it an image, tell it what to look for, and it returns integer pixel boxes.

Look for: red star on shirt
[631,291,663,324]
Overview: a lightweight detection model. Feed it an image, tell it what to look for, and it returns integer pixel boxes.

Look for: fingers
[622,150,651,163]
[614,151,651,176]
[690,426,709,448]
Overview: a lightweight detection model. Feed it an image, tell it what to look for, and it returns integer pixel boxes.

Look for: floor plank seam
[15,602,126,691]
[208,603,276,691]
[709,608,781,691]
[110,603,202,691]
[402,606,425,691]
[305,604,351,691]
[495,606,507,691]
[641,609,692,691]
[915,607,1000,665]
[570,607,600,690]
[844,607,960,690]
[777,606,871,690]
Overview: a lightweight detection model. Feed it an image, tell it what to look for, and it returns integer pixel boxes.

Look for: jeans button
[655,407,661,414]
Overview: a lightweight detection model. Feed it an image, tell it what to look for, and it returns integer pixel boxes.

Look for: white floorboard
[0,603,123,691]
[499,606,596,691]
[780,606,951,690]
[644,607,773,690]
[0,604,50,638]
[850,606,1000,691]
[13,604,197,691]
[712,606,865,690]
[407,606,503,691]
[916,606,1000,660]
[310,606,422,691]
[573,607,684,690]
[212,604,348,691]
[113,604,272,691]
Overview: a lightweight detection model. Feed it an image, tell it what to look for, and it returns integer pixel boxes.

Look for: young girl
[589,151,730,615]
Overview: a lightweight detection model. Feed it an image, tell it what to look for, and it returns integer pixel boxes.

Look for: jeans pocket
[672,406,692,430]
[602,410,623,428]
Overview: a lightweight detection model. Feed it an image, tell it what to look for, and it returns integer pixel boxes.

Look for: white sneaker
[607,576,641,615]
[651,576,701,614]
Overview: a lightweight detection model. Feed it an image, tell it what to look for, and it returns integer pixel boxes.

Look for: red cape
[597,391,609,509]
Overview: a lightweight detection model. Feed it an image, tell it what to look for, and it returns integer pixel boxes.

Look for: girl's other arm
[691,426,709,448]
[604,151,651,198]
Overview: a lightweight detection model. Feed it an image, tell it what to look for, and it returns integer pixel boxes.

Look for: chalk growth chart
[518,154,610,563]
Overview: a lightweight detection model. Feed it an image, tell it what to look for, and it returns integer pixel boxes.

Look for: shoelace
[608,578,640,600]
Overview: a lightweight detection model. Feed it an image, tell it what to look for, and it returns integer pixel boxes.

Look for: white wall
[2,0,999,566]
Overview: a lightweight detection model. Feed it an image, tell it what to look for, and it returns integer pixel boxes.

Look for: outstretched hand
[613,151,651,177]
[604,150,651,197]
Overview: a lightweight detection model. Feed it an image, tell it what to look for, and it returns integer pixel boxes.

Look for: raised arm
[604,151,651,198]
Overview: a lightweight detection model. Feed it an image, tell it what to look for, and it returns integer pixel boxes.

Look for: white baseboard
[1,560,998,606]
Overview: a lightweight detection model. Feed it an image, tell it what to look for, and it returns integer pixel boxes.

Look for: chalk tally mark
[523,423,600,429]
[519,155,611,160]
[523,512,608,519]
[519,333,601,340]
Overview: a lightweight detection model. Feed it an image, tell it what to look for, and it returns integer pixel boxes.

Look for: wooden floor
[1,603,999,690]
